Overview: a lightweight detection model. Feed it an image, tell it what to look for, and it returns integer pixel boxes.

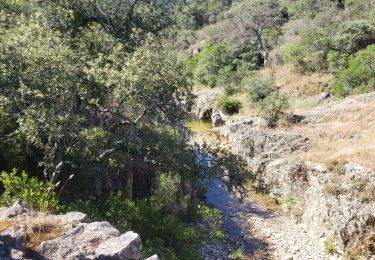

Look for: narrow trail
[205,180,335,260]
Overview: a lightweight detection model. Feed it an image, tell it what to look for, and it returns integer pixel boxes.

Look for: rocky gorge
[191,90,375,259]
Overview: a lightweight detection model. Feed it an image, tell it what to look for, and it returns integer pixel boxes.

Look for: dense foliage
[0,1,255,258]
[1,0,375,258]
[0,169,63,212]
[333,45,375,96]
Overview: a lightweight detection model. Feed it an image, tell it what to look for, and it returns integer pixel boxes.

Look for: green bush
[332,20,375,55]
[327,51,350,75]
[216,65,235,86]
[333,45,375,96]
[188,41,263,88]
[0,169,63,212]
[216,96,241,115]
[74,193,218,260]
[224,84,240,96]
[194,204,224,240]
[284,26,332,73]
[230,245,245,260]
[244,75,276,103]
[258,92,289,128]
[190,42,233,87]
[233,42,263,72]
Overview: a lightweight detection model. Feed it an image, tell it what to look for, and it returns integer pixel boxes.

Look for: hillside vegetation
[177,0,375,168]
[0,1,250,258]
[176,0,375,113]
[0,0,375,259]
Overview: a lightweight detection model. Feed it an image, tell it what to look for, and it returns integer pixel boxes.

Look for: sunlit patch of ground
[290,92,375,170]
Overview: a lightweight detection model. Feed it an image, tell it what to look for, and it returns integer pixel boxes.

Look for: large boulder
[211,109,225,127]
[302,162,375,253]
[0,202,148,260]
[191,89,223,121]
[35,221,122,259]
[95,231,142,260]
[221,116,309,171]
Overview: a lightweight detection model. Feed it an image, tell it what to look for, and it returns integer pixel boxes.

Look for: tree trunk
[253,27,269,66]
[126,169,134,200]
[261,50,269,67]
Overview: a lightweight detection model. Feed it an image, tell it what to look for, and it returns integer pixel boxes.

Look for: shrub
[230,245,245,260]
[258,92,289,128]
[324,238,336,254]
[150,173,180,212]
[0,169,62,212]
[188,41,263,88]
[332,20,375,55]
[292,207,303,223]
[244,75,276,103]
[224,84,240,96]
[344,247,365,260]
[323,183,344,197]
[74,193,201,260]
[190,42,233,87]
[216,96,241,115]
[216,65,235,86]
[351,180,375,203]
[233,42,263,71]
[325,159,347,175]
[344,233,375,259]
[194,204,224,240]
[284,26,332,73]
[333,45,375,96]
[327,51,350,75]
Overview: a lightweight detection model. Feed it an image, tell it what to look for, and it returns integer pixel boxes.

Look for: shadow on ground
[205,179,273,259]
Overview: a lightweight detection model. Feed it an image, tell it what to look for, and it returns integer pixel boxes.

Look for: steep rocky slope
[0,200,158,260]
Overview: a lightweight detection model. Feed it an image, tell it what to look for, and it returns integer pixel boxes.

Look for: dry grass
[26,224,64,250]
[0,213,65,251]
[291,93,375,170]
[0,213,64,251]
[236,93,258,116]
[260,65,332,97]
[0,219,14,233]
[289,96,322,112]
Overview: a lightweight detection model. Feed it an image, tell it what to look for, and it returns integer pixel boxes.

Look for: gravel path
[205,180,341,260]
[245,208,341,260]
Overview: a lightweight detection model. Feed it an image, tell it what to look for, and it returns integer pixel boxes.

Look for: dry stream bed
[186,120,337,260]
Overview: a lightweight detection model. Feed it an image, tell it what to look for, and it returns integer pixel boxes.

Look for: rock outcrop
[215,94,375,256]
[191,88,223,121]
[0,200,28,221]
[211,109,226,127]
[302,162,375,254]
[221,116,310,197]
[0,201,156,260]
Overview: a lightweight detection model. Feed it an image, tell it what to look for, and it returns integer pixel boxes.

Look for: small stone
[51,211,90,223]
[0,200,28,220]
